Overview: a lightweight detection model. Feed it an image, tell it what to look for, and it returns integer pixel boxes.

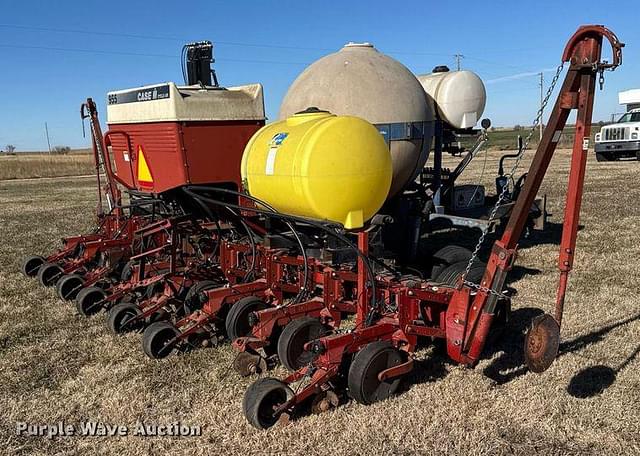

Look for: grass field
[0,126,601,181]
[462,125,603,151]
[0,153,94,180]
[1,149,639,455]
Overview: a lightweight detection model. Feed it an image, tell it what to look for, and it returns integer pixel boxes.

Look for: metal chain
[461,62,565,298]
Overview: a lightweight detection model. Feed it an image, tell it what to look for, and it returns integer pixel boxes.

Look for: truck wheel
[596,152,612,162]
[429,245,473,280]
[436,260,486,287]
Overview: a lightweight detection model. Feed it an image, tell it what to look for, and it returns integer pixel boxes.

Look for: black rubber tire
[225,296,268,341]
[107,302,143,335]
[22,255,45,277]
[144,281,165,300]
[37,262,64,287]
[55,274,85,301]
[147,309,170,325]
[183,280,222,314]
[429,245,473,280]
[243,378,294,429]
[436,260,486,287]
[277,317,326,371]
[596,152,612,162]
[120,260,136,282]
[142,321,179,359]
[75,286,107,317]
[347,341,403,405]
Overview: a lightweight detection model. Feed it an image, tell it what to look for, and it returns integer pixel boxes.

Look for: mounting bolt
[454,340,461,346]
[408,290,414,296]
[499,252,506,260]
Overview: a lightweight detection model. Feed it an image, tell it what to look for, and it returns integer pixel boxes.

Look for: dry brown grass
[0,154,94,180]
[0,149,639,455]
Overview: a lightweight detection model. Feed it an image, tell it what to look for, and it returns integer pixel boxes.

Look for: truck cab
[594,109,640,161]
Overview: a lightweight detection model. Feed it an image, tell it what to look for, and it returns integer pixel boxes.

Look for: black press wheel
[107,302,143,335]
[347,341,404,405]
[37,262,64,287]
[75,286,107,317]
[243,377,294,429]
[225,296,268,341]
[436,260,486,287]
[22,255,45,277]
[56,274,85,301]
[429,245,473,280]
[120,260,136,282]
[144,281,165,300]
[277,317,327,371]
[142,321,180,359]
[183,280,222,314]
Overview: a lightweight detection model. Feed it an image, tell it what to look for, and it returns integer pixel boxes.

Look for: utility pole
[44,122,52,154]
[538,72,544,141]
[454,54,464,71]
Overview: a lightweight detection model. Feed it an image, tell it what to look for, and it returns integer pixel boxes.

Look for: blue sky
[0,0,637,150]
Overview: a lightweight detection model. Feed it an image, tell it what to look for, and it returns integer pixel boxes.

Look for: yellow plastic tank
[241,109,392,229]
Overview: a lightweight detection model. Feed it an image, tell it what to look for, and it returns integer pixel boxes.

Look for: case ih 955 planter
[236,25,623,428]
[19,26,622,431]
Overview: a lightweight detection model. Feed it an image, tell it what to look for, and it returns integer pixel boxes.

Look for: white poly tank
[418,68,486,129]
[280,42,435,198]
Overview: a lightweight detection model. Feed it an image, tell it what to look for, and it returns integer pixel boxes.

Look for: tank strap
[375,121,433,144]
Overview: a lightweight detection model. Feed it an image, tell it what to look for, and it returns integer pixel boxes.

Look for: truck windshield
[617,112,640,123]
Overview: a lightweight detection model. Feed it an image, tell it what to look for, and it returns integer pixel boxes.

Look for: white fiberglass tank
[279,42,435,198]
[418,66,486,129]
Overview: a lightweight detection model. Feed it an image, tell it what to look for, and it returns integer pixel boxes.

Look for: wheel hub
[524,313,560,373]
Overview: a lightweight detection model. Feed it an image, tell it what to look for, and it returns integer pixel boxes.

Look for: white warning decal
[552,130,562,143]
[582,138,590,150]
[265,147,278,175]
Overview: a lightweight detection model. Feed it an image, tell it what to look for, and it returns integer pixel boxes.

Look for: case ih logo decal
[107,85,170,105]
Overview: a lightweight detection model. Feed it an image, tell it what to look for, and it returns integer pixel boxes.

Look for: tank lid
[288,107,334,126]
[294,106,330,115]
[343,42,374,49]
[433,65,450,73]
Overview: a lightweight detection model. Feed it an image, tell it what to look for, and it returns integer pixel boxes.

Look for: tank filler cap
[343,42,374,49]
[294,106,331,115]
[288,107,333,125]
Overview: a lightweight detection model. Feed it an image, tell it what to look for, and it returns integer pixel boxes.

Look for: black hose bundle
[182,186,383,322]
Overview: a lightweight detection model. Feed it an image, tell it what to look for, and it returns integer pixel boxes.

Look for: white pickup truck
[594,109,640,161]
